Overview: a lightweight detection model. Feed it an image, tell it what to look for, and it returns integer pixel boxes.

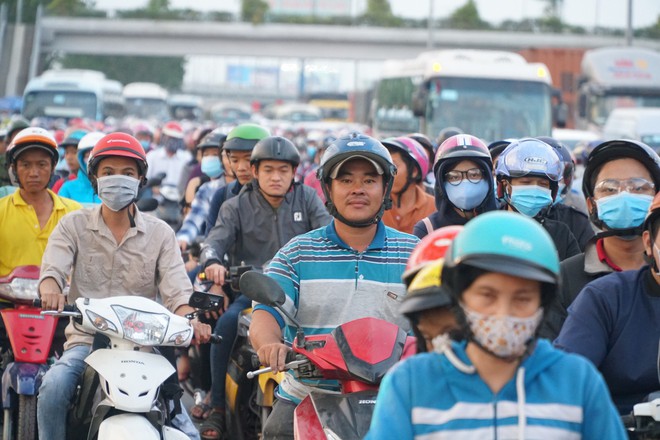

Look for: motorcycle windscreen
[295,390,378,440]
[332,317,407,384]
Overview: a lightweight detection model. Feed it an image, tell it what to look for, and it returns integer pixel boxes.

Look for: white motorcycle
[42,295,209,440]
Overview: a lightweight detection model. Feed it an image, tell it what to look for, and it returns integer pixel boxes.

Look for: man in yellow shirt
[0,127,81,277]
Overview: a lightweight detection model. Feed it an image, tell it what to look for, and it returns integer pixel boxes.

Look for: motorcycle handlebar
[621,414,636,429]
[33,298,77,312]
[209,334,222,344]
[246,357,306,380]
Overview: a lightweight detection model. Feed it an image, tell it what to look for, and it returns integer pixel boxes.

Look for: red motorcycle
[0,265,59,440]
[240,271,416,440]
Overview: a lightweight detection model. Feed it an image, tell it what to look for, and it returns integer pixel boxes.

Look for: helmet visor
[501,139,563,181]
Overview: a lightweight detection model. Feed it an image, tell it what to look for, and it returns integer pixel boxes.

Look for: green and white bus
[22,69,125,122]
[372,50,558,143]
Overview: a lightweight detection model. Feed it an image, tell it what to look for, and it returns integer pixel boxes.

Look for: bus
[576,47,660,133]
[372,50,558,143]
[307,92,352,122]
[123,82,170,121]
[22,69,125,122]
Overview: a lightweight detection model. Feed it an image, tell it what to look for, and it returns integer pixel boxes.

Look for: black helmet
[250,136,300,167]
[435,127,463,147]
[6,117,30,142]
[536,136,575,198]
[582,139,660,200]
[317,132,396,228]
[197,129,227,152]
[487,139,513,164]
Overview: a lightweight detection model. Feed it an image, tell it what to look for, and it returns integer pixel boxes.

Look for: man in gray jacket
[197,136,331,439]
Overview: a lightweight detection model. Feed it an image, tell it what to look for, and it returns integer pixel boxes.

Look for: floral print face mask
[461,304,544,359]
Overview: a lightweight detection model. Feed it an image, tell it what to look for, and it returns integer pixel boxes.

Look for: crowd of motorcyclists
[0,107,658,439]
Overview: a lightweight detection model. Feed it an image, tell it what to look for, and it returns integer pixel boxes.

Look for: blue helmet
[442,211,560,307]
[495,138,563,199]
[317,132,396,227]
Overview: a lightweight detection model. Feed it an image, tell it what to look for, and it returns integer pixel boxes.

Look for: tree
[449,0,489,30]
[47,0,89,16]
[242,0,269,25]
[56,54,185,90]
[361,0,403,27]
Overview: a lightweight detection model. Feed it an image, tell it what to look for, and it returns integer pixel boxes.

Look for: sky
[92,0,660,30]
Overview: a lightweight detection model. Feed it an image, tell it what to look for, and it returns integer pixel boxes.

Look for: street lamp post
[427,0,434,49]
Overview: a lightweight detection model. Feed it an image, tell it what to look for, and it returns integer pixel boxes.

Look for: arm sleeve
[554,283,613,367]
[200,198,239,268]
[205,185,227,235]
[304,186,332,229]
[156,225,193,313]
[255,247,300,332]
[39,217,77,291]
[365,363,415,440]
[176,182,213,244]
[580,362,628,439]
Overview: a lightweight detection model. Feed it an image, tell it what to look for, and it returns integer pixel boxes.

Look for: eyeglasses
[444,168,483,186]
[594,178,655,196]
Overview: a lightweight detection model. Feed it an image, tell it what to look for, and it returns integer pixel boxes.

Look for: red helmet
[161,121,183,139]
[433,134,491,177]
[402,225,463,286]
[6,127,59,165]
[87,132,148,177]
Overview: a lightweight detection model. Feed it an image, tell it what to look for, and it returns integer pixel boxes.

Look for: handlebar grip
[621,414,635,429]
[285,350,297,363]
[32,299,76,312]
[209,334,222,344]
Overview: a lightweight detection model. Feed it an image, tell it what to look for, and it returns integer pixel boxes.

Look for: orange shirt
[382,185,436,234]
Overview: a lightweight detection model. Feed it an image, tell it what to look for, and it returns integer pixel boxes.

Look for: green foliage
[242,0,269,25]
[360,0,403,27]
[637,15,660,39]
[56,54,184,90]
[449,0,490,30]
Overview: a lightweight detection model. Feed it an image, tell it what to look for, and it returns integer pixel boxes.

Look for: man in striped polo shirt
[250,132,420,439]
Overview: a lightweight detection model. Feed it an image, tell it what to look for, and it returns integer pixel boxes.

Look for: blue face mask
[140,140,150,151]
[596,192,653,230]
[444,180,489,210]
[509,185,553,218]
[306,146,316,160]
[201,156,223,179]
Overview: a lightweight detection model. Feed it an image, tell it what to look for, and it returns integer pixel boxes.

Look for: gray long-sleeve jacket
[200,180,332,270]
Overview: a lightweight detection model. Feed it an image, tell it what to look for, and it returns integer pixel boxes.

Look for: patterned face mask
[461,304,544,359]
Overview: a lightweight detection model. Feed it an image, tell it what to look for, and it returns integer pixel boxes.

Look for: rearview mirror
[239,271,286,307]
[188,291,223,310]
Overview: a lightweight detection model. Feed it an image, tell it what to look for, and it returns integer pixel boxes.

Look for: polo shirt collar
[324,219,386,251]
[12,189,68,212]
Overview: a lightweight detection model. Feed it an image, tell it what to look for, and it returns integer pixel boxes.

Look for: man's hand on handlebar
[204,263,226,286]
[38,277,66,312]
[257,343,291,373]
[190,319,212,344]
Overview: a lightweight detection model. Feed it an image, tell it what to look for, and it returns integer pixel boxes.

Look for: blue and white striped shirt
[255,220,419,402]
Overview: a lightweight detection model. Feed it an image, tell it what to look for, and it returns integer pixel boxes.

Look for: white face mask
[96,175,140,212]
[462,304,544,360]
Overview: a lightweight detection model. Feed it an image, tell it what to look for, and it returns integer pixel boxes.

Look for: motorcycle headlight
[112,305,170,345]
[0,278,39,301]
[85,309,118,333]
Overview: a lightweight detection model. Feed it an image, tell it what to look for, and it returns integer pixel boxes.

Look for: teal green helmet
[223,123,270,152]
[442,211,560,306]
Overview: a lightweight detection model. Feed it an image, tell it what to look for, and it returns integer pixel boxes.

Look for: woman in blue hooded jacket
[367,211,625,440]
[59,132,104,205]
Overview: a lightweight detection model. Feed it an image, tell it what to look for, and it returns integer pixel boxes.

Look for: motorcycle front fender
[97,413,191,440]
[1,362,48,407]
[97,413,158,439]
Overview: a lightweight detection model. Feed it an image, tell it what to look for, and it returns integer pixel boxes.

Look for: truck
[372,50,561,143]
[22,69,125,122]
[123,82,170,122]
[576,47,660,133]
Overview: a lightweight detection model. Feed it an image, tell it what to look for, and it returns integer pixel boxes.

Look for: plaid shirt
[176,178,227,244]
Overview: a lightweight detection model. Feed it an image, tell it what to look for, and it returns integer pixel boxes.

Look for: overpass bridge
[3,14,660,104]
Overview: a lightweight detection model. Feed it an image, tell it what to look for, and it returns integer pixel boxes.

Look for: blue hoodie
[58,148,101,205]
[367,339,626,439]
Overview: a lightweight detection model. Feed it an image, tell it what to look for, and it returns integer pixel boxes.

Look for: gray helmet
[250,136,300,167]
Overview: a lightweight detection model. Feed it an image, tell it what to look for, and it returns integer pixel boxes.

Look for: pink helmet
[381,136,430,181]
